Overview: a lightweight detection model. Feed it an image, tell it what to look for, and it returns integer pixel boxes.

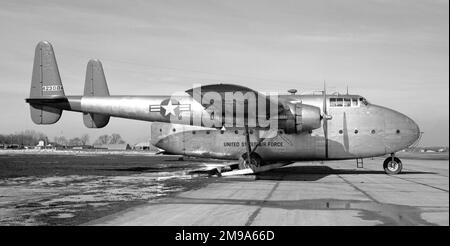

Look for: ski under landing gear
[238,124,265,171]
[238,152,263,171]
[383,153,403,175]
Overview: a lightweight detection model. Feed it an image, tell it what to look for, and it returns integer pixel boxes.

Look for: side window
[352,98,358,107]
[336,98,343,107]
[330,98,337,107]
[344,98,351,107]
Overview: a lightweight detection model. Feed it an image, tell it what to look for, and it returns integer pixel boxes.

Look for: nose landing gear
[383,153,402,175]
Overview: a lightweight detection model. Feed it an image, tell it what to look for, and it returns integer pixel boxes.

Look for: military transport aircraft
[26,41,420,175]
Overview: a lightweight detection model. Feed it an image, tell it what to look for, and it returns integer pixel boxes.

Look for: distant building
[94,143,132,150]
[35,140,54,150]
[412,146,448,153]
[134,142,150,150]
[71,145,93,150]
[134,142,162,152]
[6,144,21,149]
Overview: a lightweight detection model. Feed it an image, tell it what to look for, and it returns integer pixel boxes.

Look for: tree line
[0,130,48,146]
[53,133,125,146]
[1,130,126,147]
[53,134,90,146]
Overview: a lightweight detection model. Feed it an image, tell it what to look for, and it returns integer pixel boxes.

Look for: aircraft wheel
[383,157,402,175]
[238,153,263,171]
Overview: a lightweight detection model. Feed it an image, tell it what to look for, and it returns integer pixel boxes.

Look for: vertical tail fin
[29,41,65,124]
[83,59,109,97]
[83,59,110,128]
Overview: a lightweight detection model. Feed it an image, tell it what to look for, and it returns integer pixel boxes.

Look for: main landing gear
[238,125,265,171]
[383,153,403,175]
[238,152,263,171]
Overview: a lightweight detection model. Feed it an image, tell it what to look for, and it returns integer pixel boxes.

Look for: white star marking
[161,100,177,116]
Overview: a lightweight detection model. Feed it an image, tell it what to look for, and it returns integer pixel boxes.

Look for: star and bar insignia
[149,98,191,117]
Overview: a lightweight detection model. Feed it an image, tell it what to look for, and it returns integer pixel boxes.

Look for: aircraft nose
[406,116,420,145]
[380,105,421,153]
[395,113,420,147]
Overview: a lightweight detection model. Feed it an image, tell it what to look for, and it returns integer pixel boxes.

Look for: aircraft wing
[185,83,286,121]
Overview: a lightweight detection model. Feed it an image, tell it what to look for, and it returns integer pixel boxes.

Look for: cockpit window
[330,98,337,107]
[344,98,351,107]
[329,97,364,107]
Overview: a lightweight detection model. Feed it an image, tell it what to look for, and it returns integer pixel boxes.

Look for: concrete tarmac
[89,157,449,226]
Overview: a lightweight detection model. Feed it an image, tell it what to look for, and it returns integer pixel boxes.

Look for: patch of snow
[51,213,75,219]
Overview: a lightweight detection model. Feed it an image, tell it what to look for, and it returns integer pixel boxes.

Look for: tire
[383,157,402,175]
[238,153,263,171]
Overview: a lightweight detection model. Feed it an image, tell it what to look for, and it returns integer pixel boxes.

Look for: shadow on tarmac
[255,165,436,181]
[97,164,437,182]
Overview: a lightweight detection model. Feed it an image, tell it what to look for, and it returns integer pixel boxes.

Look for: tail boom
[26,41,195,127]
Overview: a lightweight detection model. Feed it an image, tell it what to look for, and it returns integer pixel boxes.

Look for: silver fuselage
[147,94,419,161]
[47,93,419,161]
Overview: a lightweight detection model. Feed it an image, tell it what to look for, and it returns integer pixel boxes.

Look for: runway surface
[0,150,448,226]
[0,152,218,225]
[89,157,449,226]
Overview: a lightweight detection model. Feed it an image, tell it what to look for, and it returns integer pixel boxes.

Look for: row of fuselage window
[338,129,401,135]
[161,128,401,135]
[330,97,360,107]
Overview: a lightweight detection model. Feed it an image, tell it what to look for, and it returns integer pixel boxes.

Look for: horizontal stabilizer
[83,112,109,128]
[30,105,62,125]
[26,97,68,104]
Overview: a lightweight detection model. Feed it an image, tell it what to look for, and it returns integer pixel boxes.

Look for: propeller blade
[322,81,332,120]
[323,81,329,159]
[323,81,327,116]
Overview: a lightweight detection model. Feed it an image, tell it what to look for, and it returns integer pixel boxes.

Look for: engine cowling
[279,102,321,134]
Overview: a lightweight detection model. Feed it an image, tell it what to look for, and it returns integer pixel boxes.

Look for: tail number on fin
[42,85,63,92]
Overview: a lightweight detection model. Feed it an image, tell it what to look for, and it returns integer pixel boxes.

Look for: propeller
[322,82,332,121]
[322,82,332,159]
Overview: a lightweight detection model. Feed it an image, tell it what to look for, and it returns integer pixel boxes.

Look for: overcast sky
[0,0,448,146]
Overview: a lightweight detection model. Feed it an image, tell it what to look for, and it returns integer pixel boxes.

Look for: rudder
[83,59,109,97]
[83,59,110,128]
[29,41,65,124]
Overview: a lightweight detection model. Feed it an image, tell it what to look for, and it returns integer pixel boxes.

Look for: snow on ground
[0,149,159,156]
[0,172,194,225]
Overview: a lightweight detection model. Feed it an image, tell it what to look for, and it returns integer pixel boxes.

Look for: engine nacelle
[279,102,321,134]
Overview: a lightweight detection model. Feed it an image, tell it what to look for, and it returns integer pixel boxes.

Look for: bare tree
[110,133,125,144]
[80,134,90,145]
[68,137,82,146]
[94,134,111,145]
[53,136,68,146]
